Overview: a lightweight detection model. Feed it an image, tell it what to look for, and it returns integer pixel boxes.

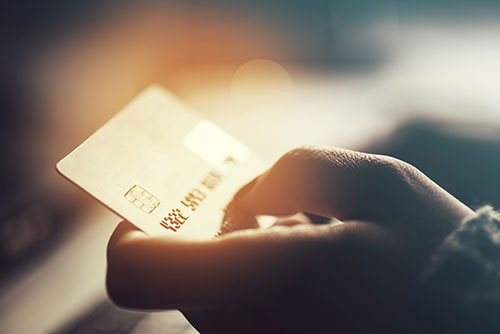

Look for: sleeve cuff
[403,206,500,333]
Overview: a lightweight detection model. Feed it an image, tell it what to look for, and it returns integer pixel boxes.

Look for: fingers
[233,146,473,228]
[107,221,146,257]
[234,146,401,222]
[113,220,142,235]
[111,220,144,241]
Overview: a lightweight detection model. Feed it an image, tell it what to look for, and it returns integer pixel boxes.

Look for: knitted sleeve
[405,206,500,333]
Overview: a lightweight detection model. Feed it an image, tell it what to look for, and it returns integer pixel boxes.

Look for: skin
[106,146,474,333]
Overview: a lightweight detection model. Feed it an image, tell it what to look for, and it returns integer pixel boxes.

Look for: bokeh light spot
[230,59,292,110]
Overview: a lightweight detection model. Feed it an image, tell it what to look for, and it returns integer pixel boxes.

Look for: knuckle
[361,154,422,198]
[376,155,419,181]
[361,153,410,174]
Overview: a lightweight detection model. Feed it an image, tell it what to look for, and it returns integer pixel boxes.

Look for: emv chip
[124,185,160,214]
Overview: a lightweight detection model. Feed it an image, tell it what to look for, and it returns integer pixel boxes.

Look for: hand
[106,146,473,334]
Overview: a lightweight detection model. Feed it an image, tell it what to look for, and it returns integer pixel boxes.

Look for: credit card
[56,85,270,239]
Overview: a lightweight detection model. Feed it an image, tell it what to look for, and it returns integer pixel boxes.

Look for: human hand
[107,146,473,333]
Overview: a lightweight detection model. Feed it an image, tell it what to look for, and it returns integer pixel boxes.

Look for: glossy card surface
[57,85,267,238]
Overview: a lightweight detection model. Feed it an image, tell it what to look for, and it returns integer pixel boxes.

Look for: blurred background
[2,1,500,333]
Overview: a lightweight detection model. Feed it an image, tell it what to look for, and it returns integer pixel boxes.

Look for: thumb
[233,146,396,221]
[231,146,474,247]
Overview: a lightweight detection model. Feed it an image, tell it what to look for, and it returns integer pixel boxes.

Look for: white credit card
[56,85,269,239]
